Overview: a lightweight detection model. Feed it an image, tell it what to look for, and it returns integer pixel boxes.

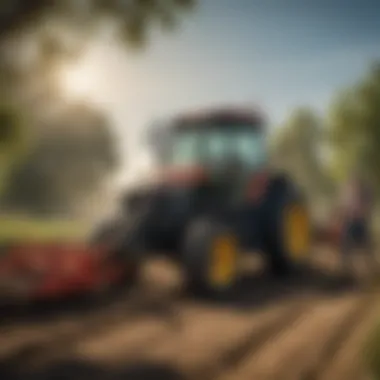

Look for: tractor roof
[172,107,265,131]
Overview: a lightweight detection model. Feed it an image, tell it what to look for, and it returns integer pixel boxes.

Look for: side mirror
[145,122,172,160]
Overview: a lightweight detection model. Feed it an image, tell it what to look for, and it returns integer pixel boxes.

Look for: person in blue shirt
[339,171,378,278]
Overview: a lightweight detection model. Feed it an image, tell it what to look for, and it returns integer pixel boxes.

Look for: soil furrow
[318,300,380,380]
[219,295,360,380]
[192,297,313,380]
[5,288,180,370]
[0,291,134,359]
[119,295,313,379]
[300,294,375,380]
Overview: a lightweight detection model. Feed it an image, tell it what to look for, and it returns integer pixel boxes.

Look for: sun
[58,60,96,100]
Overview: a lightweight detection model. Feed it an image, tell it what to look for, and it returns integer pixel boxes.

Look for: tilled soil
[0,247,378,380]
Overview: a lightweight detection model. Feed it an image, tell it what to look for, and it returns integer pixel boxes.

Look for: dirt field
[0,246,378,380]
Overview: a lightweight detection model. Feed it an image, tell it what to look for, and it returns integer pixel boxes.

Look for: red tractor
[97,107,313,299]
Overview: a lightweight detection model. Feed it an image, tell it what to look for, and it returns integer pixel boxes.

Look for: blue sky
[65,0,380,182]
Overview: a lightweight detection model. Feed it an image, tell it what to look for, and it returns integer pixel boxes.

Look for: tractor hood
[159,165,208,187]
[121,165,208,221]
[125,166,207,191]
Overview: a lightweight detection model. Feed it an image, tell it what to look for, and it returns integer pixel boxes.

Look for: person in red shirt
[339,171,378,278]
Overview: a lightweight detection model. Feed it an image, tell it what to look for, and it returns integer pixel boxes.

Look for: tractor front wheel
[182,218,241,299]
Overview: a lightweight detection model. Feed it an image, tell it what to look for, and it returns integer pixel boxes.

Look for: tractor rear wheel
[261,176,311,277]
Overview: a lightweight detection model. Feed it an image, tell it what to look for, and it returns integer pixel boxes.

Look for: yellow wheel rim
[209,235,238,288]
[284,203,310,260]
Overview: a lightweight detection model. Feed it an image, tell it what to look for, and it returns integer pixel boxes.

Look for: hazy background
[65,0,380,186]
[0,0,380,228]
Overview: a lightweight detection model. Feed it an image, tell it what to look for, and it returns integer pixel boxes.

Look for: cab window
[168,124,266,169]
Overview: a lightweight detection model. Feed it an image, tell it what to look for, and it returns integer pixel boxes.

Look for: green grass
[0,216,90,243]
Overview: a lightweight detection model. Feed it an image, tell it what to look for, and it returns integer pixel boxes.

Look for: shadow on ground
[0,263,364,325]
[192,264,365,309]
[0,284,134,327]
[0,359,186,380]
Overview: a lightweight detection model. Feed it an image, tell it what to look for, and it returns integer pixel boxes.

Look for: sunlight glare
[59,60,97,101]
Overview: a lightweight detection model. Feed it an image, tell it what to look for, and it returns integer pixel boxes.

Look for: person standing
[338,172,378,278]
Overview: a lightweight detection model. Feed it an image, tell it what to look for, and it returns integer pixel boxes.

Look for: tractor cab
[150,109,269,195]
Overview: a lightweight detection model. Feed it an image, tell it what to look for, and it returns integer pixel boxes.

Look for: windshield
[167,126,267,169]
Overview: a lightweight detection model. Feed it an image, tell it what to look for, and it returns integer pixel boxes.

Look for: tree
[0,104,32,196]
[327,62,380,189]
[1,103,118,216]
[0,0,196,48]
[0,0,197,216]
[271,107,334,202]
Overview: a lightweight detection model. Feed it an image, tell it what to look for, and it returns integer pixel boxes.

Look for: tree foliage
[0,0,197,216]
[0,0,196,48]
[1,103,118,216]
[327,62,380,188]
[271,107,334,201]
[0,104,31,196]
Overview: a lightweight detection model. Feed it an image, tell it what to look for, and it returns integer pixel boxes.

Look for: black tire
[182,217,241,299]
[88,218,143,298]
[260,175,311,277]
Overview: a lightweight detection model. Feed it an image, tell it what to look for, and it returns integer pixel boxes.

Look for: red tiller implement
[0,242,133,303]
